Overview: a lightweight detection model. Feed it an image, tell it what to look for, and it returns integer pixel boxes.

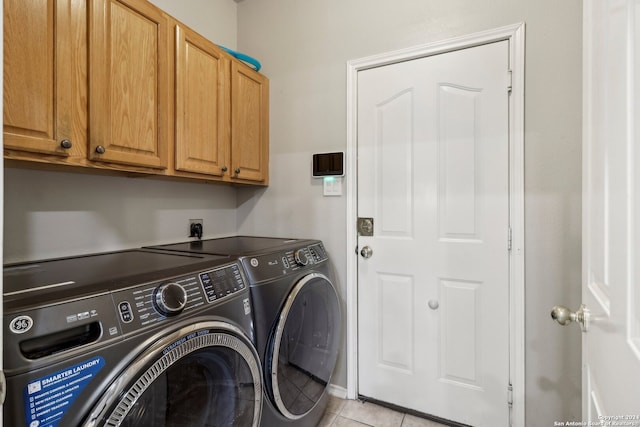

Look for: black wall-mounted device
[312,152,344,177]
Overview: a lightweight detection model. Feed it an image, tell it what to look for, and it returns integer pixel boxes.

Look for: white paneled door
[357,41,511,426]
[579,0,640,421]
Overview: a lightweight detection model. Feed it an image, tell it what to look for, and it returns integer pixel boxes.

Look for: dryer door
[268,272,341,420]
[83,321,262,427]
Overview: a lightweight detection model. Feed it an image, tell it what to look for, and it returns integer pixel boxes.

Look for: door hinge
[0,369,6,405]
[507,69,513,93]
[507,383,513,407]
[508,227,513,251]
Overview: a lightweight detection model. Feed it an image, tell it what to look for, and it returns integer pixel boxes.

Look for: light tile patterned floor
[318,396,450,427]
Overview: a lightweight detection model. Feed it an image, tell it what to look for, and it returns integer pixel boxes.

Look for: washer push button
[118,301,134,323]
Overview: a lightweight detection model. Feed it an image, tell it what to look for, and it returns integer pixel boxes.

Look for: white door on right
[580,0,640,421]
[357,41,511,426]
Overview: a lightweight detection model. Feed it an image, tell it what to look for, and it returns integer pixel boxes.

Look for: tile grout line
[323,397,450,427]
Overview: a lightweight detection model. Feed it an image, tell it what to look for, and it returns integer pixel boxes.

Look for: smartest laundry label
[23,357,105,427]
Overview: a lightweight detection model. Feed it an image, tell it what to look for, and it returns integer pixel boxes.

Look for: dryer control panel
[112,262,248,335]
[240,242,328,283]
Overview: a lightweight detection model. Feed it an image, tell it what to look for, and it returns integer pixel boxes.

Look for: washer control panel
[199,263,245,303]
[241,242,328,283]
[113,262,247,334]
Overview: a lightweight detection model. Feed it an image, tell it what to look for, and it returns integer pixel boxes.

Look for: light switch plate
[323,177,343,196]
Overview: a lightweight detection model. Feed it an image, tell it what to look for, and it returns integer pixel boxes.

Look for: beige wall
[3,168,238,263]
[149,0,238,49]
[236,0,583,425]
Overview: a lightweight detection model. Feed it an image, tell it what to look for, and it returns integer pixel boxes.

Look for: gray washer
[3,249,262,427]
[147,236,342,427]
[240,240,341,427]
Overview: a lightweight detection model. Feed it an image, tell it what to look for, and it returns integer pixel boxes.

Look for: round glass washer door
[83,321,262,427]
[268,272,341,420]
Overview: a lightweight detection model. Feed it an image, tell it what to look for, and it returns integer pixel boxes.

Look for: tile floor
[318,396,450,427]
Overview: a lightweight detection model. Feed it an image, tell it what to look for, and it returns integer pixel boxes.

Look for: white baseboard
[327,384,348,399]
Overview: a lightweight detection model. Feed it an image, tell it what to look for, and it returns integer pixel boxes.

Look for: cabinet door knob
[221,166,228,172]
[95,145,106,154]
[234,168,241,174]
[60,139,72,149]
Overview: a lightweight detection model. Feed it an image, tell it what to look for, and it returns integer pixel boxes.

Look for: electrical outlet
[189,219,203,239]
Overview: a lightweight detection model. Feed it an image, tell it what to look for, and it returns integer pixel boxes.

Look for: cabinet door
[230,62,269,183]
[175,25,230,177]
[3,0,83,156]
[89,0,168,169]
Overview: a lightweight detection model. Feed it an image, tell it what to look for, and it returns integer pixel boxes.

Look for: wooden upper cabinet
[3,0,85,157]
[175,25,230,177]
[4,0,269,184]
[88,0,169,169]
[230,61,269,183]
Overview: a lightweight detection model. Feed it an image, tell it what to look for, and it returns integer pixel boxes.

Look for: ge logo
[10,315,34,334]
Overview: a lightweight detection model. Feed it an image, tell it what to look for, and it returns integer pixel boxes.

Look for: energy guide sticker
[23,357,105,427]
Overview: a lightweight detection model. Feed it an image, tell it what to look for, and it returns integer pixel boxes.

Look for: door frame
[345,23,526,426]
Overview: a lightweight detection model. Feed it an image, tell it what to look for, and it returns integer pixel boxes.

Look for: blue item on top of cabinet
[218,45,262,71]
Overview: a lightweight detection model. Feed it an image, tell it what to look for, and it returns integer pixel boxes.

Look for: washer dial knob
[155,283,188,316]
[294,249,309,266]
